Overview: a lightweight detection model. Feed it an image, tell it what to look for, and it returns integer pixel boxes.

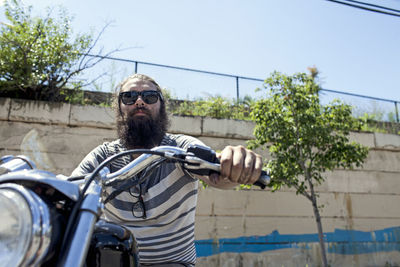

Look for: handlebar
[101,144,270,189]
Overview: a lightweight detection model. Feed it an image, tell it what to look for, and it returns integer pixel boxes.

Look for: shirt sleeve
[174,134,206,149]
[70,144,109,177]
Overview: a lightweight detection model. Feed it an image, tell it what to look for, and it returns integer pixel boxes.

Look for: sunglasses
[119,90,163,105]
[129,185,146,219]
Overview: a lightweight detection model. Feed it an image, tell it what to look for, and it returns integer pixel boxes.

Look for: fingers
[249,154,263,184]
[219,145,263,185]
[219,146,234,181]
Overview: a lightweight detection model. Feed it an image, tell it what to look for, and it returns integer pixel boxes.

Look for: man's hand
[209,145,263,187]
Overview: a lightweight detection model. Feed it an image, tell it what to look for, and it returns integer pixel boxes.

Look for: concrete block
[0,121,40,150]
[195,216,217,240]
[348,193,400,218]
[319,170,400,194]
[361,149,400,172]
[0,97,11,120]
[243,190,314,217]
[199,186,400,219]
[169,115,202,136]
[214,215,247,238]
[349,131,375,148]
[210,189,251,216]
[202,118,255,139]
[196,186,215,215]
[198,188,315,217]
[0,121,115,153]
[70,104,115,128]
[374,132,400,149]
[9,99,70,125]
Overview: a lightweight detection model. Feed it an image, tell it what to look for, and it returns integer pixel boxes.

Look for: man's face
[117,77,167,149]
[119,78,161,120]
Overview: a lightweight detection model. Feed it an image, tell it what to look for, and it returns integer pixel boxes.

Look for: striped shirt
[71,134,205,265]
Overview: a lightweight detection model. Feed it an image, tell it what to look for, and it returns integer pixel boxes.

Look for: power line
[325,0,400,17]
[341,0,400,13]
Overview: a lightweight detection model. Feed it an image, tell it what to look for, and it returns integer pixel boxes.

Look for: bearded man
[72,74,262,266]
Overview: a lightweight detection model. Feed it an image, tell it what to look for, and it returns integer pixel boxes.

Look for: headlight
[0,183,51,267]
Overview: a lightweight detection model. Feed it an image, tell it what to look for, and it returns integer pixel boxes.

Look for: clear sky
[1,0,400,105]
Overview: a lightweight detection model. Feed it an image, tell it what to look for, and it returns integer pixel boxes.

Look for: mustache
[128,107,151,117]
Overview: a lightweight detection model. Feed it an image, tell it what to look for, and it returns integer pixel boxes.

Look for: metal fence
[81,55,400,123]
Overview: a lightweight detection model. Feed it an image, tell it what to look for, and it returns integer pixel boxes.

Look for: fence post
[236,76,239,102]
[135,62,138,74]
[395,101,399,123]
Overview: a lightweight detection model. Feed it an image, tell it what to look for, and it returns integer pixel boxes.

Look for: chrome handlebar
[99,145,270,189]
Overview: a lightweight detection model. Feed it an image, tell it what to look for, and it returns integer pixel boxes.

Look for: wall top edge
[1,97,399,148]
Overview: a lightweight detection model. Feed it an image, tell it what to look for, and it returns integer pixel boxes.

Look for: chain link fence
[79,55,399,123]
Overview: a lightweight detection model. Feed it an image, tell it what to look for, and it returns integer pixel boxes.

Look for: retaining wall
[1,97,400,266]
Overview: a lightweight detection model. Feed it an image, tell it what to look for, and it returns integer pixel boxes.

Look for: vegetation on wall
[170,95,254,120]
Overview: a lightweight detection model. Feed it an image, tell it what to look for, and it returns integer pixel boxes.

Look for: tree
[248,71,369,267]
[0,0,115,101]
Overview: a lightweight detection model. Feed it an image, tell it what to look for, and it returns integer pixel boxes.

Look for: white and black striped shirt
[72,134,205,266]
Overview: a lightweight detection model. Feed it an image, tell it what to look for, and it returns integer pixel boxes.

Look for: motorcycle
[0,144,270,266]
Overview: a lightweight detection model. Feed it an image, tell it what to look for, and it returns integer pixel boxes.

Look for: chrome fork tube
[58,182,103,267]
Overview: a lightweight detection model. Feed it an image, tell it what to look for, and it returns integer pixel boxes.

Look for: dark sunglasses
[119,90,163,105]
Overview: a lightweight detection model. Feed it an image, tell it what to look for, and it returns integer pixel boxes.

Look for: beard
[117,106,169,149]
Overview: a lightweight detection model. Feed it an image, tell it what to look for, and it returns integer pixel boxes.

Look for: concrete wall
[1,97,400,266]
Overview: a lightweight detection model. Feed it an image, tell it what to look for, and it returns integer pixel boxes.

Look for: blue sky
[1,0,400,104]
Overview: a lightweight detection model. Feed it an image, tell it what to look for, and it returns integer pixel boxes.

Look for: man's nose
[135,96,145,105]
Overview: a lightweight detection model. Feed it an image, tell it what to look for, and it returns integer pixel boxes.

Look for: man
[72,74,262,266]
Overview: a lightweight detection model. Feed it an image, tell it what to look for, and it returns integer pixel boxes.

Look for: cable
[104,158,166,204]
[81,149,165,195]
[341,0,400,13]
[13,156,35,169]
[326,0,400,17]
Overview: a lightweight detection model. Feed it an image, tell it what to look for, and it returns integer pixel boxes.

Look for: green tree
[0,0,114,101]
[249,71,369,267]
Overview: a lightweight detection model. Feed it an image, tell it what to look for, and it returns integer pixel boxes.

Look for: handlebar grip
[187,144,270,189]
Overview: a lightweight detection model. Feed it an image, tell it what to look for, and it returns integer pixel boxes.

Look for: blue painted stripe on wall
[195,226,400,257]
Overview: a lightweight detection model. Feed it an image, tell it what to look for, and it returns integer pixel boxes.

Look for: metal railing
[84,54,399,122]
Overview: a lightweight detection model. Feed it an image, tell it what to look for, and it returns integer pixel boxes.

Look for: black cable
[81,149,165,196]
[104,158,166,204]
[67,175,86,181]
[341,0,400,13]
[13,156,35,169]
[326,0,400,17]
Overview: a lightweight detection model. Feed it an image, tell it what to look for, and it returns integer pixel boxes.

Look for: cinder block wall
[1,97,400,266]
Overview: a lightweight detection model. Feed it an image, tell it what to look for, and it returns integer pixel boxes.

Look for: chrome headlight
[0,183,51,267]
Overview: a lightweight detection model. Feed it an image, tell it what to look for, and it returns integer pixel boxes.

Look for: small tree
[0,0,115,101]
[248,71,369,267]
